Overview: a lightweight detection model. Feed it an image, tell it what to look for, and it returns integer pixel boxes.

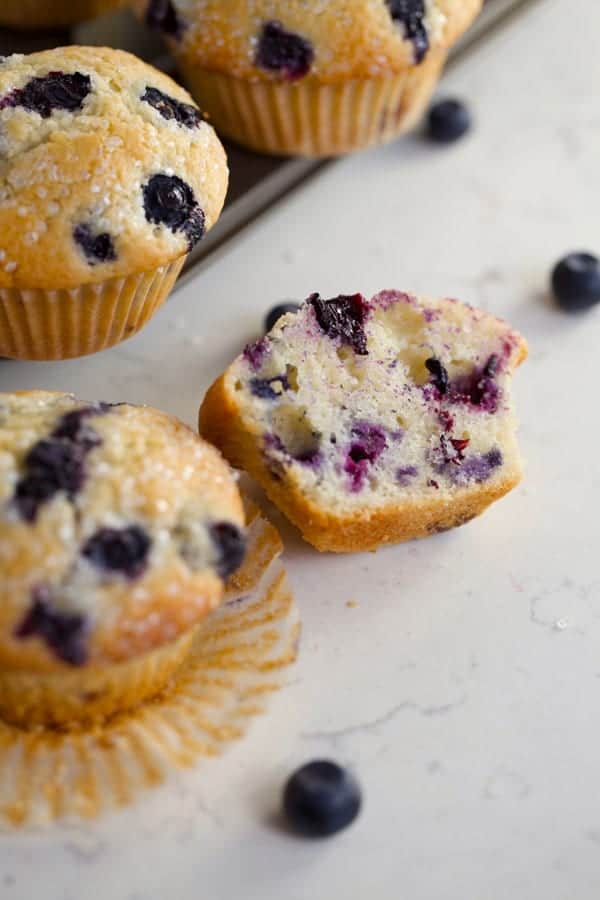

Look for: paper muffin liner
[179,48,447,157]
[0,256,185,361]
[0,0,125,28]
[0,505,300,828]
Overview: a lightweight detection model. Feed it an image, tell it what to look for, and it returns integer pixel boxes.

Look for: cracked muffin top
[0,46,228,289]
[134,0,482,82]
[0,391,245,672]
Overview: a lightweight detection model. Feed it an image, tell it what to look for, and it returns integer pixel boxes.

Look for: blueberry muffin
[132,0,482,156]
[199,290,527,552]
[0,47,228,360]
[0,391,246,728]
[0,0,125,29]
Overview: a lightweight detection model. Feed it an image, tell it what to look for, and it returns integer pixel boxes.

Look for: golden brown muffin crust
[0,391,245,672]
[0,47,228,289]
[132,0,482,82]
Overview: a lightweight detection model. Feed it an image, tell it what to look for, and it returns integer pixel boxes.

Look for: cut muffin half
[199,290,527,552]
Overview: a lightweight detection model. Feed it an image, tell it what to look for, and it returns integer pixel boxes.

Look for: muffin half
[200,290,527,551]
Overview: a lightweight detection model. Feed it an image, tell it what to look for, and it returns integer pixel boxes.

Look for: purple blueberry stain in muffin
[141,86,202,128]
[244,337,270,371]
[451,449,503,484]
[73,224,116,266]
[438,409,455,433]
[209,522,247,579]
[449,356,502,413]
[344,422,387,492]
[0,71,91,118]
[82,525,151,579]
[15,586,88,666]
[142,174,205,250]
[371,289,415,311]
[145,0,186,37]
[310,293,370,356]
[255,21,315,81]
[386,0,429,63]
[263,431,322,473]
[396,465,418,485]
[250,373,291,400]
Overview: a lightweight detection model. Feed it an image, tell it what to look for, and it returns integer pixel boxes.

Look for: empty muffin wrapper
[0,504,300,828]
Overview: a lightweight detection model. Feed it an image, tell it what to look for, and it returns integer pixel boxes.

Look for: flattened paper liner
[0,504,299,828]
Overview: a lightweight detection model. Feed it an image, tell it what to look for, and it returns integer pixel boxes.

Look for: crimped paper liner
[0,506,300,828]
[179,49,447,157]
[0,257,185,361]
[0,0,125,28]
[0,630,197,731]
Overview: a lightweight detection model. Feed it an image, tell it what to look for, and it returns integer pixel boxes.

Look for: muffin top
[0,46,228,290]
[0,0,126,29]
[136,0,482,82]
[0,392,245,673]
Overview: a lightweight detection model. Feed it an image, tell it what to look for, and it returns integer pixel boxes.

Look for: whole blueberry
[551,252,600,311]
[0,71,91,118]
[427,99,471,144]
[142,173,205,249]
[145,0,185,37]
[386,0,428,63]
[73,224,116,265]
[283,760,362,837]
[82,526,151,579]
[425,357,449,394]
[309,293,370,356]
[265,302,301,332]
[15,587,88,666]
[255,21,314,81]
[15,439,87,522]
[141,86,202,129]
[209,522,247,579]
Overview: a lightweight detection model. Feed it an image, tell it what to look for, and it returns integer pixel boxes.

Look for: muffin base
[0,629,196,730]
[0,505,299,827]
[0,257,184,361]
[179,49,447,157]
[0,0,125,28]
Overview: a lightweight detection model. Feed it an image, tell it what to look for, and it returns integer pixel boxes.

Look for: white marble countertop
[2,0,599,896]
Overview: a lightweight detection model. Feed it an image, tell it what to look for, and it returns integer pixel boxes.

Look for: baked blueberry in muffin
[200,290,527,552]
[0,391,245,727]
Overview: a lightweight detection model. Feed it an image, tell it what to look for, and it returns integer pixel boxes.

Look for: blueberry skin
[209,522,247,579]
[255,21,314,81]
[141,86,202,129]
[82,526,151,579]
[265,302,301,332]
[0,71,91,119]
[551,252,600,311]
[15,588,88,666]
[427,99,471,144]
[283,760,362,837]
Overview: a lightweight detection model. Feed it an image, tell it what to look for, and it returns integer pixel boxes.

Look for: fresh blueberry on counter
[426,99,471,144]
[551,252,600,311]
[283,760,362,837]
[265,302,301,332]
